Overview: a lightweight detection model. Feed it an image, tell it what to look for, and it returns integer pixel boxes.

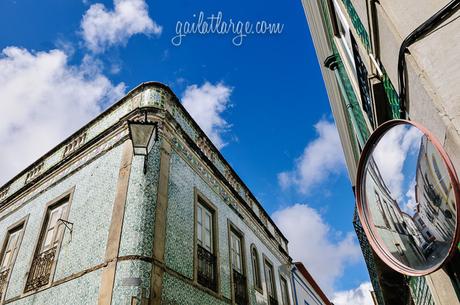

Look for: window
[41,204,67,252]
[250,245,262,291]
[375,191,390,228]
[230,228,247,305]
[264,259,277,305]
[1,228,22,271]
[395,243,404,256]
[197,202,213,252]
[330,0,356,71]
[0,222,25,301]
[230,231,243,273]
[418,218,426,228]
[432,155,449,195]
[351,34,374,126]
[25,196,70,292]
[195,200,217,292]
[280,276,290,305]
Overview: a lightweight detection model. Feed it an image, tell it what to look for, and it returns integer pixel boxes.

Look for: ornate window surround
[250,244,263,293]
[263,255,278,305]
[0,216,28,303]
[279,274,291,305]
[23,188,74,294]
[227,221,248,305]
[193,189,221,295]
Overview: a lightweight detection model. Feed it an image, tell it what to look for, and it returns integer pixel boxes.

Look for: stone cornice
[0,126,129,218]
[0,82,289,253]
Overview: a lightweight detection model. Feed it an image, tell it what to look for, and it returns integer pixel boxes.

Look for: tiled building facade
[0,82,294,305]
[301,0,460,304]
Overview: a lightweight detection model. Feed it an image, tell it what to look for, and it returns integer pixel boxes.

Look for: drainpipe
[398,0,460,119]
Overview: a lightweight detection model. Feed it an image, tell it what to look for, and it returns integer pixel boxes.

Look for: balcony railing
[269,295,279,305]
[197,245,217,291]
[24,247,56,292]
[0,269,9,301]
[232,269,247,305]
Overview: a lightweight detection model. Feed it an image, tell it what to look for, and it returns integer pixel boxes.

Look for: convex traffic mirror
[356,120,460,275]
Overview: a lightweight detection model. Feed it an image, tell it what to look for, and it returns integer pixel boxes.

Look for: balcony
[197,245,217,292]
[0,269,9,300]
[24,247,56,292]
[232,269,247,305]
[269,295,279,305]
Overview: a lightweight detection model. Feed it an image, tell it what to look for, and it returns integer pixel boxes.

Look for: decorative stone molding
[224,169,240,193]
[0,82,289,255]
[25,162,44,183]
[244,192,252,207]
[0,129,128,214]
[0,83,145,204]
[0,268,8,300]
[0,187,8,200]
[259,213,268,226]
[196,137,215,161]
[63,132,87,158]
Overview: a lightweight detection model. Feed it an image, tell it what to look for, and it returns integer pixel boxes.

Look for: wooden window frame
[193,189,220,295]
[263,255,278,302]
[40,203,67,253]
[279,274,291,305]
[250,244,263,293]
[23,188,74,293]
[0,216,28,303]
[227,221,248,305]
[325,0,341,37]
[230,231,244,274]
[196,201,214,253]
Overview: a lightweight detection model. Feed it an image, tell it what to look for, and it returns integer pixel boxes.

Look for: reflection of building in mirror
[401,213,425,249]
[413,135,455,254]
[365,157,426,268]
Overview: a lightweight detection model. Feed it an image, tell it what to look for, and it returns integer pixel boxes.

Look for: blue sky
[0,0,373,303]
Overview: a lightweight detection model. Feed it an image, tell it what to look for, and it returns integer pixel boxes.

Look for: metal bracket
[58,219,74,240]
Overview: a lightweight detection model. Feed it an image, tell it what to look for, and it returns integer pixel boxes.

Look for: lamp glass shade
[128,121,157,156]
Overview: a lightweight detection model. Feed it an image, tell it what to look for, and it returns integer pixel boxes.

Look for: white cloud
[81,0,162,53]
[373,124,422,201]
[403,178,418,214]
[0,46,125,185]
[333,282,374,305]
[272,204,361,295]
[278,119,345,194]
[181,82,233,149]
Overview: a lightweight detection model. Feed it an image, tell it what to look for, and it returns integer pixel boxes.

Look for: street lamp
[128,113,158,174]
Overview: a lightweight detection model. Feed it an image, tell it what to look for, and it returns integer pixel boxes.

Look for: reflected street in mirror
[361,123,458,272]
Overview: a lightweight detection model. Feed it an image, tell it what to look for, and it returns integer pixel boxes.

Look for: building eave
[0,81,290,250]
[293,262,332,305]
